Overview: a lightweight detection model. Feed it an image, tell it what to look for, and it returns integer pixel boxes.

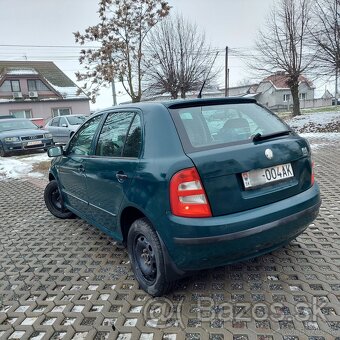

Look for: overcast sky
[0,0,280,110]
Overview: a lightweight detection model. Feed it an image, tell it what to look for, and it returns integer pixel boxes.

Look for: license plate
[27,140,43,146]
[242,163,294,189]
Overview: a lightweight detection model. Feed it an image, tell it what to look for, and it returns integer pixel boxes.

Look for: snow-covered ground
[0,152,49,180]
[286,109,340,150]
[0,109,339,180]
[287,110,340,133]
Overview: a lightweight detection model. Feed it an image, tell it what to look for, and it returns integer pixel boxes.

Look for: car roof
[58,114,86,118]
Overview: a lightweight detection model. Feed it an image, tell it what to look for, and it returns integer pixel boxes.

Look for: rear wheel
[44,180,74,219]
[127,218,175,296]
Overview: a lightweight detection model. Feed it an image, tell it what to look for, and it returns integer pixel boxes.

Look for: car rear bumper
[162,183,321,271]
[173,202,319,245]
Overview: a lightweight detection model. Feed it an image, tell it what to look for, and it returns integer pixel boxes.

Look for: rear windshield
[170,103,290,151]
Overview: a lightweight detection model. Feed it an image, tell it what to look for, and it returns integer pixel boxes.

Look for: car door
[57,114,102,217]
[84,111,142,236]
[59,116,70,143]
[48,117,61,142]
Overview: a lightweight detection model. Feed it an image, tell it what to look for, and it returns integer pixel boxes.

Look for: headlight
[4,137,20,142]
[44,133,53,139]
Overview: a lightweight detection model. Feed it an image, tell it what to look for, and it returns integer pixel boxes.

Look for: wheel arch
[120,206,148,244]
[48,172,56,181]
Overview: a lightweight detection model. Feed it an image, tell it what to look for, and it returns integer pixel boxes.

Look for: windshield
[170,103,290,151]
[0,119,38,132]
[67,116,86,125]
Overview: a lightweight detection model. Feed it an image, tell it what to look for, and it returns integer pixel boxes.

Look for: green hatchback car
[44,98,321,296]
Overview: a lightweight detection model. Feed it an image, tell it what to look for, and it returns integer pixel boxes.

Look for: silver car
[45,115,87,144]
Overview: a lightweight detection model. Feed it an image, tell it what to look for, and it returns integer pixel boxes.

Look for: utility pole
[225,46,229,97]
[335,0,339,106]
[112,79,117,106]
[111,54,117,106]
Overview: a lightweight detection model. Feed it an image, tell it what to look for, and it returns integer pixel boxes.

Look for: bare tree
[310,0,340,103]
[251,0,314,116]
[144,15,219,99]
[74,0,170,103]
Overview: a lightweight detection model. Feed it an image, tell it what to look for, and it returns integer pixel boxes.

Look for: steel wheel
[44,180,74,219]
[134,234,157,283]
[127,218,175,296]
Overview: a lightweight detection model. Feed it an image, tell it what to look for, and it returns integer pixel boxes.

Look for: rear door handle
[116,171,128,183]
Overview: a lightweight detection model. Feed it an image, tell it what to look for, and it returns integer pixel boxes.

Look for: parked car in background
[0,118,54,156]
[332,98,340,105]
[45,115,87,144]
[44,98,321,296]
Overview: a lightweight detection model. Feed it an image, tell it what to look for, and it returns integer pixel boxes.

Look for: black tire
[0,144,7,157]
[44,180,75,219]
[127,218,175,296]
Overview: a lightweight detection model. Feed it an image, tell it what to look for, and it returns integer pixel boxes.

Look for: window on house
[10,110,32,118]
[52,108,71,117]
[0,80,21,92]
[283,94,290,102]
[27,79,50,91]
[11,80,21,92]
[299,93,306,100]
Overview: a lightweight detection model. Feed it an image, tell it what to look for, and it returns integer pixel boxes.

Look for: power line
[0,44,99,49]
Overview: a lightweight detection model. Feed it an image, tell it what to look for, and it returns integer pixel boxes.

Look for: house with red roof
[256,71,315,110]
[0,61,90,125]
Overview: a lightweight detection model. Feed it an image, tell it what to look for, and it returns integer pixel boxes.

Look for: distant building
[221,84,259,98]
[141,87,223,102]
[255,72,315,110]
[142,73,316,111]
[0,61,90,124]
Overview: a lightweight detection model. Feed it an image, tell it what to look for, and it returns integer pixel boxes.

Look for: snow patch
[287,111,340,133]
[0,153,49,180]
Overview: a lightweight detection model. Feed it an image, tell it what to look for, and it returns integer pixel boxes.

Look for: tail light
[170,167,212,218]
[311,161,315,185]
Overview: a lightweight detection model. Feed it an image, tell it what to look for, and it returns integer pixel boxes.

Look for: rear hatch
[169,99,313,216]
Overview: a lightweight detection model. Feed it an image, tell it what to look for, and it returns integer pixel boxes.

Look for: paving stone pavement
[0,135,340,340]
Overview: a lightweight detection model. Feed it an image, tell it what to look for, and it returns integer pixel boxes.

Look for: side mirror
[47,146,63,157]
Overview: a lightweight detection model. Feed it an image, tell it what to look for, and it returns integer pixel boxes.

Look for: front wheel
[127,218,175,296]
[44,180,74,219]
[0,144,7,157]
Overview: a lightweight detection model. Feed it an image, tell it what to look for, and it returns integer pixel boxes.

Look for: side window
[51,117,60,126]
[96,111,135,157]
[123,114,142,158]
[67,115,102,156]
[59,117,67,127]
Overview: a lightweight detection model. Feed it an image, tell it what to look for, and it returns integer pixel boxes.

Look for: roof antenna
[197,51,219,98]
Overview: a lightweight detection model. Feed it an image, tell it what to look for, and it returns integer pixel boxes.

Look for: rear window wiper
[252,130,291,142]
